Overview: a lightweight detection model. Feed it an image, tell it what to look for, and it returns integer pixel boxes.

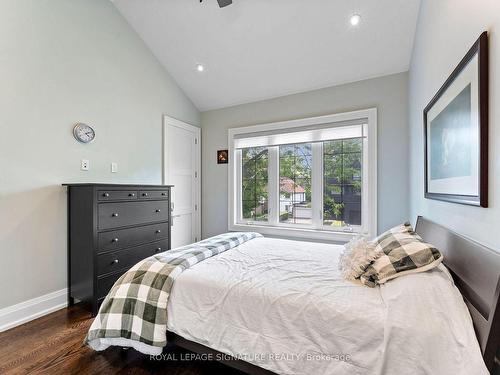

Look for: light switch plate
[111,162,118,173]
[81,159,89,171]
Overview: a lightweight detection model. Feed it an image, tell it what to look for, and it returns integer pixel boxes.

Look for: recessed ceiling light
[350,14,361,26]
[196,64,205,72]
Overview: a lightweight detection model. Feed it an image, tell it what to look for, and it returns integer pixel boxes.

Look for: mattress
[166,236,488,375]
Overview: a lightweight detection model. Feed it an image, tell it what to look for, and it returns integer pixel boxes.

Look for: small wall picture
[217,149,229,164]
[424,32,488,207]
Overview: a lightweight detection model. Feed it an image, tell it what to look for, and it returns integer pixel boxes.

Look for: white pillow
[338,237,380,281]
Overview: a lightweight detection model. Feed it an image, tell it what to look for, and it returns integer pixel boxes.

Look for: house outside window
[228,109,377,242]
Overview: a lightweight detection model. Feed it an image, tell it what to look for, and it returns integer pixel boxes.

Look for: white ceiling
[113,0,421,111]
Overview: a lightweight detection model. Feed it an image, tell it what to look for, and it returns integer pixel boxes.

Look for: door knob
[112,259,119,264]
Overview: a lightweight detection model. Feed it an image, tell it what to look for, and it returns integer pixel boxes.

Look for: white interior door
[163,115,201,248]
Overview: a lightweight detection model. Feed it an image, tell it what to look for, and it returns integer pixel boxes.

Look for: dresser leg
[68,295,75,307]
[91,302,99,317]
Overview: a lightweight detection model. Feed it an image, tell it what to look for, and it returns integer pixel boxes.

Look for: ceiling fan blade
[217,0,232,7]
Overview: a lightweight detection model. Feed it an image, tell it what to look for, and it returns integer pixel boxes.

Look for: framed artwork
[217,149,229,164]
[424,31,488,207]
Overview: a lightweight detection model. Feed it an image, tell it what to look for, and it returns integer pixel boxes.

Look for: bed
[164,217,499,374]
[87,217,500,374]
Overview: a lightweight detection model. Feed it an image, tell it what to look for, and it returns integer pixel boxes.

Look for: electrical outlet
[111,162,118,173]
[81,159,89,171]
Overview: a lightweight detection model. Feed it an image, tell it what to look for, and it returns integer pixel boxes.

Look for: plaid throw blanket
[85,232,262,355]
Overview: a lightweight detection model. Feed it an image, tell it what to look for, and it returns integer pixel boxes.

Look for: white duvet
[167,237,488,375]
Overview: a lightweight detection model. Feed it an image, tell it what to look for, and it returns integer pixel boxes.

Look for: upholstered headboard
[415,216,500,373]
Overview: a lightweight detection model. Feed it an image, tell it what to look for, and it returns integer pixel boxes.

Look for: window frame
[228,108,377,242]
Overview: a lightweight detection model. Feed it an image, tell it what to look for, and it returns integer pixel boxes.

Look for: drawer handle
[112,259,119,264]
[156,209,161,213]
[103,193,110,197]
[161,192,167,196]
[112,238,119,243]
[142,193,148,197]
[112,213,119,217]
[129,193,135,197]
[156,229,161,234]
[156,248,162,253]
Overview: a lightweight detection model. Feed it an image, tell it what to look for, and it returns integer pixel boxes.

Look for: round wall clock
[73,123,95,143]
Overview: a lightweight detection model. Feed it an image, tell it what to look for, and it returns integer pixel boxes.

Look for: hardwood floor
[0,304,243,375]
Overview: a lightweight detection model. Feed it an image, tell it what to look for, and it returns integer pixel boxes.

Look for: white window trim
[228,108,377,243]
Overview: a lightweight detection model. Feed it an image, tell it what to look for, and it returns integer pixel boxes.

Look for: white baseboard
[0,289,68,332]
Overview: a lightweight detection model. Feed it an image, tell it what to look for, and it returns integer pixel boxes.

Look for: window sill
[229,223,359,243]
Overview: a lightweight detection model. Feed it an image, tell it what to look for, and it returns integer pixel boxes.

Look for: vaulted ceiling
[113,0,421,111]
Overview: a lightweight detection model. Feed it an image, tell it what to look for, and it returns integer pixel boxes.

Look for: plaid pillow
[359,222,443,287]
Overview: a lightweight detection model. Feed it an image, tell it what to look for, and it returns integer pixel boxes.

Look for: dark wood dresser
[64,184,172,316]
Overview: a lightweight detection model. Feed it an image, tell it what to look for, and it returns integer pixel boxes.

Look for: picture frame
[217,149,229,164]
[423,31,488,207]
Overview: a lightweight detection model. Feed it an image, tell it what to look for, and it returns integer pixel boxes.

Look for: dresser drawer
[97,240,168,277]
[98,190,137,201]
[98,223,169,253]
[98,201,170,230]
[96,272,122,300]
[139,190,169,200]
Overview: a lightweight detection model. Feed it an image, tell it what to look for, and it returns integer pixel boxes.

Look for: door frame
[162,114,201,243]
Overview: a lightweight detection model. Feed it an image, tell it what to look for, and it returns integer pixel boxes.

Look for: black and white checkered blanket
[85,232,262,355]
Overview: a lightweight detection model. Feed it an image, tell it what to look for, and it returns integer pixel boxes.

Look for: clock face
[73,123,95,143]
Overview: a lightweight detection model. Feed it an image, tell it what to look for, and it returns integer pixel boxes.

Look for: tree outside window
[242,147,268,221]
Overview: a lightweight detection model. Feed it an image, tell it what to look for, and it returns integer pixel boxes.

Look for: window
[323,138,362,228]
[228,109,377,241]
[241,147,268,221]
[279,144,312,225]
